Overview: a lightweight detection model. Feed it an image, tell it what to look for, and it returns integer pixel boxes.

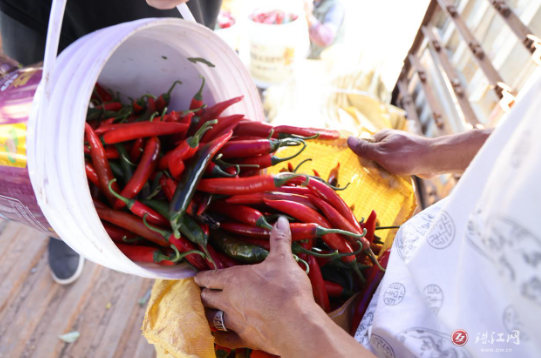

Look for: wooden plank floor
[0,221,156,358]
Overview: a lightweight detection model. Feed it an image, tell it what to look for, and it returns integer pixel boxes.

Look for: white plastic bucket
[247,2,309,88]
[18,14,263,278]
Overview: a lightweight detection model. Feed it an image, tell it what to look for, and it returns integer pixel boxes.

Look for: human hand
[347,129,436,179]
[146,0,189,10]
[194,216,317,354]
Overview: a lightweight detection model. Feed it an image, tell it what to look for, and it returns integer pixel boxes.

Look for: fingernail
[347,136,359,148]
[275,215,289,230]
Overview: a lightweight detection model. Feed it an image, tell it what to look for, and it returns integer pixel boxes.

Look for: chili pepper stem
[187,119,218,147]
[143,214,170,239]
[153,245,181,263]
[256,217,273,230]
[350,260,366,284]
[272,140,307,165]
[293,255,310,274]
[315,227,367,239]
[108,179,134,209]
[202,245,218,270]
[123,236,143,243]
[366,249,386,272]
[293,158,312,173]
[278,133,320,140]
[174,248,207,262]
[274,173,307,188]
[375,226,401,230]
[194,76,205,101]
[165,80,183,100]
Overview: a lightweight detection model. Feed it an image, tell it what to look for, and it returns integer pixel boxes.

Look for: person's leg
[48,238,85,285]
[0,11,45,66]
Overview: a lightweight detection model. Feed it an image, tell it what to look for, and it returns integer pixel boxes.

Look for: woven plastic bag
[143,138,417,357]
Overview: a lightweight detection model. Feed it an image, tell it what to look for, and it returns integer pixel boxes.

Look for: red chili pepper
[96,207,169,246]
[263,199,356,263]
[250,350,278,358]
[306,177,362,233]
[160,176,178,201]
[130,138,144,163]
[220,221,345,242]
[272,125,340,140]
[114,137,160,209]
[362,210,377,244]
[189,76,206,116]
[201,114,244,143]
[168,120,217,179]
[312,169,321,178]
[84,144,119,159]
[107,179,169,226]
[308,255,331,312]
[168,235,209,271]
[287,162,294,172]
[94,102,122,112]
[308,195,369,249]
[132,95,155,115]
[274,186,311,196]
[196,194,212,216]
[101,117,117,126]
[179,111,195,126]
[219,138,301,159]
[204,161,237,177]
[93,83,113,102]
[225,192,317,210]
[117,243,181,266]
[209,202,271,229]
[103,122,188,144]
[214,251,239,269]
[233,121,274,138]
[161,111,181,122]
[199,95,244,124]
[156,80,182,112]
[85,123,120,205]
[351,250,391,335]
[233,141,306,170]
[203,243,225,270]
[197,173,302,196]
[325,281,346,298]
[85,161,99,186]
[102,222,137,242]
[328,162,340,187]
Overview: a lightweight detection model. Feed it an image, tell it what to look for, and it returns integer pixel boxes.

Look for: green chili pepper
[114,144,134,181]
[210,229,269,263]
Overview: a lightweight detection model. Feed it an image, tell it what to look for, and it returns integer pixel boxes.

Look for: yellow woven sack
[143,138,417,358]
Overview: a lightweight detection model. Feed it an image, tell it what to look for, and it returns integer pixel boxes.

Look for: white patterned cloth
[355,74,541,358]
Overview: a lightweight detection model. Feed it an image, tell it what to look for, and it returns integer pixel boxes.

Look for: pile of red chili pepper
[249,9,299,25]
[85,80,395,357]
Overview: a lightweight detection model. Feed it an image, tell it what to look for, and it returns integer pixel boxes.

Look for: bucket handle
[34,0,196,200]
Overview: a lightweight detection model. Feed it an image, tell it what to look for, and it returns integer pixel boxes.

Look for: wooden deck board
[0,222,156,358]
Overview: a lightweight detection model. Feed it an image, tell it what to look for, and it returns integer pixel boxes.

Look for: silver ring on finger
[213,310,228,332]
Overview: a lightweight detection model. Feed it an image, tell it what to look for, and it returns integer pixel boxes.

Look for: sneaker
[47,238,85,285]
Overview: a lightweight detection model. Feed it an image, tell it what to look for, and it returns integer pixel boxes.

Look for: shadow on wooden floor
[0,221,156,358]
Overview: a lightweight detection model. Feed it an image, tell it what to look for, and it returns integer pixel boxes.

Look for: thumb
[268,216,293,259]
[347,136,379,160]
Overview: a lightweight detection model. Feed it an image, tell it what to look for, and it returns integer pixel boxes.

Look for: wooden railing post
[408,54,450,135]
[436,0,513,100]
[422,26,480,126]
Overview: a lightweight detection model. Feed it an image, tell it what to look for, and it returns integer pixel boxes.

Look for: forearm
[425,129,493,175]
[275,300,375,358]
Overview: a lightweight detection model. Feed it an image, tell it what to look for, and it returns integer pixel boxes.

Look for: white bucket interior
[27,18,264,279]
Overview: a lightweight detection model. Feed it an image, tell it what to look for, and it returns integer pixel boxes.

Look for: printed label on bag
[0,123,26,168]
